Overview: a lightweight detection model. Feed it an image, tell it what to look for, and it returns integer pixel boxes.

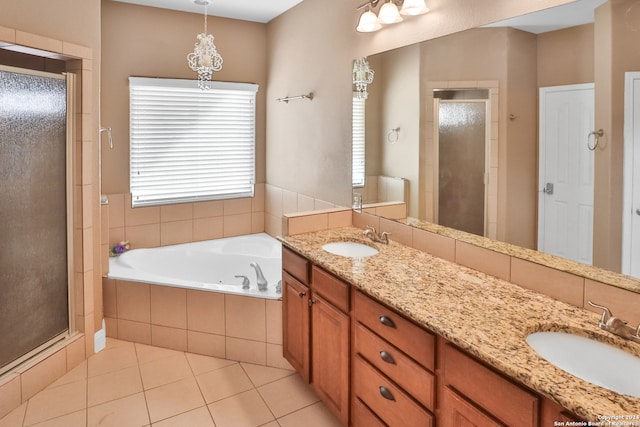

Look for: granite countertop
[279,226,640,422]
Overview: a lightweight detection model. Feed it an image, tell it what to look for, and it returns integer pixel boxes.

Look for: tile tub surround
[102,279,290,370]
[279,227,640,421]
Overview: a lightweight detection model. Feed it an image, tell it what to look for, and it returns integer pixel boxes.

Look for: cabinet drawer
[282,247,310,285]
[442,343,538,427]
[312,266,349,313]
[353,355,433,427]
[352,397,386,427]
[354,322,434,410]
[353,290,434,370]
[441,386,503,427]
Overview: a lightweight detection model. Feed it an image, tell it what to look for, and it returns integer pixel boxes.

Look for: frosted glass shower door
[0,66,70,372]
[436,100,488,237]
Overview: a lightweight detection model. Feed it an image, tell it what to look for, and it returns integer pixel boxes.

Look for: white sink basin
[526,331,640,397]
[322,241,378,258]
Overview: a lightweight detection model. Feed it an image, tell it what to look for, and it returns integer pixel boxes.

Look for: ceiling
[483,0,608,34]
[111,0,305,23]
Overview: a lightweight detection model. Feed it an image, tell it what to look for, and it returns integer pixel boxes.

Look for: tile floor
[0,339,342,427]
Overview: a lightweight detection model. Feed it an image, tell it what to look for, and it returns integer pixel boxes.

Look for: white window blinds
[129,77,258,207]
[352,94,366,187]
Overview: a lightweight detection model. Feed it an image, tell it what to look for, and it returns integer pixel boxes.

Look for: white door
[623,72,640,278]
[538,84,594,264]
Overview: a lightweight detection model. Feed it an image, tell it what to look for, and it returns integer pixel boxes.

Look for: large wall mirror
[352,0,640,285]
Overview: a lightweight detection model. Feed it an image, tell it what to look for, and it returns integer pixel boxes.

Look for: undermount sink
[322,241,379,258]
[526,331,640,397]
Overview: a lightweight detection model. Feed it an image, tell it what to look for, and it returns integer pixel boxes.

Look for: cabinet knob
[308,299,317,307]
[379,315,396,328]
[298,291,306,298]
[379,386,395,401]
[379,351,396,365]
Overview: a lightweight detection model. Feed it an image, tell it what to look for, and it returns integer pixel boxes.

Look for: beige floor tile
[29,410,86,427]
[88,342,138,377]
[150,406,214,427]
[47,361,87,389]
[195,364,254,404]
[240,362,296,388]
[135,343,184,364]
[139,354,193,390]
[144,377,205,423]
[87,392,149,427]
[208,389,274,427]
[88,365,143,407]
[257,375,319,418]
[277,402,342,427]
[23,379,87,426]
[258,422,280,427]
[185,353,237,376]
[0,402,26,427]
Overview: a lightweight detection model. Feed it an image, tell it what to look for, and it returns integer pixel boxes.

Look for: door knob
[636,209,640,216]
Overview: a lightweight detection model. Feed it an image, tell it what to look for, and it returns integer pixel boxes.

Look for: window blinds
[352,94,366,187]
[129,77,258,207]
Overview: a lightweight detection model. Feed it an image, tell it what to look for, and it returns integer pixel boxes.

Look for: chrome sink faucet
[588,301,640,344]
[363,226,390,244]
[250,262,268,291]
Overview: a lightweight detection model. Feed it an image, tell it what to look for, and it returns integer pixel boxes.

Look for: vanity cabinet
[282,247,350,426]
[282,246,584,427]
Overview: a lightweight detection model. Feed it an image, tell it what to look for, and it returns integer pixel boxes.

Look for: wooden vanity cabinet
[282,247,585,427]
[282,247,350,426]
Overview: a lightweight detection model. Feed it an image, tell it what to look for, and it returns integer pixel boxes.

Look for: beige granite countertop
[279,227,640,422]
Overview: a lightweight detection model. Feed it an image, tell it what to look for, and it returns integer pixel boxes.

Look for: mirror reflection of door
[623,72,640,279]
[435,90,490,237]
[538,84,594,265]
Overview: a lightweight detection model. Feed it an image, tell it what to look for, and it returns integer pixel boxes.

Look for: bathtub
[108,233,282,300]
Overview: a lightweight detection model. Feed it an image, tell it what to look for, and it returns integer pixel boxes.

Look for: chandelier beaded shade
[187,0,223,90]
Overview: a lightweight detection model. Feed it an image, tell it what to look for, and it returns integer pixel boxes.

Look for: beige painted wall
[100,0,268,195]
[265,0,573,208]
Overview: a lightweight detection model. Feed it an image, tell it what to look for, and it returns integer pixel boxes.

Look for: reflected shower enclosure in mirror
[351,0,640,280]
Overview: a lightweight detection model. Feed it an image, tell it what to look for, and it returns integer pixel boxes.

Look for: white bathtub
[108,233,282,300]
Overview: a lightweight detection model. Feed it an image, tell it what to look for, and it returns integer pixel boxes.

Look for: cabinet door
[311,294,350,426]
[441,387,504,427]
[282,271,310,382]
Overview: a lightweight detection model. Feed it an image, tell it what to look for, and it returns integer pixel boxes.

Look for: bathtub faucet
[250,262,268,291]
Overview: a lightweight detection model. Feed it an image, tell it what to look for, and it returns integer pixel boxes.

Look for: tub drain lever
[235,275,250,289]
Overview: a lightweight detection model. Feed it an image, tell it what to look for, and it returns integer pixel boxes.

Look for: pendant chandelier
[353,57,375,100]
[187,0,223,90]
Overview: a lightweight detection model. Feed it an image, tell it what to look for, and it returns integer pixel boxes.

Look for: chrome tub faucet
[250,262,268,291]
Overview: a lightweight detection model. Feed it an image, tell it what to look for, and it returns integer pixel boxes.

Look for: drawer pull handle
[379,315,396,328]
[379,386,395,401]
[380,351,396,364]
[298,291,306,298]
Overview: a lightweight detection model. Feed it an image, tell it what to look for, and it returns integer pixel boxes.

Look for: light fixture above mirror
[187,0,223,90]
[356,0,429,33]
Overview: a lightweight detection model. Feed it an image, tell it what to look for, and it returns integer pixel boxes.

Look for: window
[352,94,366,187]
[129,77,259,207]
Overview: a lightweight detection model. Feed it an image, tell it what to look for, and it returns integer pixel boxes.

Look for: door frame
[622,72,640,276]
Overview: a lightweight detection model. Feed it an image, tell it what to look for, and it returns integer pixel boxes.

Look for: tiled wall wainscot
[103,279,291,370]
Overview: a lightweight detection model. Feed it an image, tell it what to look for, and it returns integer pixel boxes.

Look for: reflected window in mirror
[352,93,366,189]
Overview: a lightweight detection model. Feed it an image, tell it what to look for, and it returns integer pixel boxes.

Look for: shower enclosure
[0,65,72,374]
[435,89,490,237]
